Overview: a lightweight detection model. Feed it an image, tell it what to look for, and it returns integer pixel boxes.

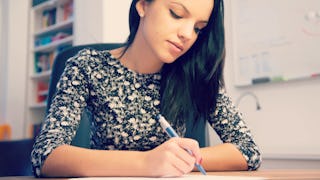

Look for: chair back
[0,139,34,176]
[46,43,123,148]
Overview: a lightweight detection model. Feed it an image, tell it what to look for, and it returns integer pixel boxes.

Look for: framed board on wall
[230,0,320,87]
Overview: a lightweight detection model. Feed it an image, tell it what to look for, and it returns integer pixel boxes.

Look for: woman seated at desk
[31,0,262,177]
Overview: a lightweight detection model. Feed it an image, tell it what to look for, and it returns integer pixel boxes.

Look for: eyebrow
[170,2,209,24]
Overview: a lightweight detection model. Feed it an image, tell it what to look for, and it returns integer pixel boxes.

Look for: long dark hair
[125,0,225,130]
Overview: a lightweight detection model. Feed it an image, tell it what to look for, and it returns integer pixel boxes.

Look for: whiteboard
[230,0,320,86]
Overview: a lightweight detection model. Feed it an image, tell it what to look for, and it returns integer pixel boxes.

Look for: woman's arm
[41,138,202,177]
[200,143,248,171]
[31,49,102,177]
[207,90,262,171]
[41,145,146,177]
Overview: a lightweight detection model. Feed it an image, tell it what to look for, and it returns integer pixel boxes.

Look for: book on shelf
[42,8,56,28]
[36,81,49,104]
[35,36,51,47]
[63,0,74,21]
[51,32,71,42]
[35,31,72,47]
[34,44,72,74]
[34,51,56,73]
[32,0,49,7]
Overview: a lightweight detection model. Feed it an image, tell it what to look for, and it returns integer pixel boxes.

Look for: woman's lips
[168,41,184,54]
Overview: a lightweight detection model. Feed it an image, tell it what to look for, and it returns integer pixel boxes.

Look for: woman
[31,0,261,177]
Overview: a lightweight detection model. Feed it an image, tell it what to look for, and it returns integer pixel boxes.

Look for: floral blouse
[31,49,261,177]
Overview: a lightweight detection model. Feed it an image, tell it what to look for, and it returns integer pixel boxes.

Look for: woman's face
[136,0,214,63]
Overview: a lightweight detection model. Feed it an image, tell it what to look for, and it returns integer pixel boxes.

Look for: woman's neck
[111,41,163,75]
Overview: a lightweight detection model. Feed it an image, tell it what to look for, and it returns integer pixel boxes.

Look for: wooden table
[208,169,320,179]
[1,169,320,180]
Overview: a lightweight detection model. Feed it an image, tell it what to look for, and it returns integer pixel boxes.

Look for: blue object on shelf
[32,0,50,7]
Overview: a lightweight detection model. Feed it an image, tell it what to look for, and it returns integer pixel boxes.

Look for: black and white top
[31,49,262,177]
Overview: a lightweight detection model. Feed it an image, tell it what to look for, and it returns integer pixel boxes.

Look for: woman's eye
[170,9,182,19]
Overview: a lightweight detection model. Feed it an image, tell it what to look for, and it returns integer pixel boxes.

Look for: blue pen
[157,115,207,175]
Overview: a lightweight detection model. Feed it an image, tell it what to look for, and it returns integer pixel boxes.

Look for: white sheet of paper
[69,174,266,180]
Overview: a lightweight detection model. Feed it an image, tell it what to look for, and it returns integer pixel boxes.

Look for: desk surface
[1,170,320,180]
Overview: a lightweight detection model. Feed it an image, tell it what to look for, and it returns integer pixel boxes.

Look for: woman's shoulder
[65,48,119,69]
[72,46,124,60]
[69,48,110,62]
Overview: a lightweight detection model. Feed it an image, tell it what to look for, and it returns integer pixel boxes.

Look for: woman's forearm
[41,145,147,177]
[200,143,248,171]
[41,138,202,177]
[41,142,247,177]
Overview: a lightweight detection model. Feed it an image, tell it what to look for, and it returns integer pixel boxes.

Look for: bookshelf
[27,0,74,137]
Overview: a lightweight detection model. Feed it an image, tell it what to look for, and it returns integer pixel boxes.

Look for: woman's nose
[177,22,195,41]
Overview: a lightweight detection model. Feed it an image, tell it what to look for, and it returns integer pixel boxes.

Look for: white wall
[0,0,7,124]
[1,0,29,139]
[102,0,130,43]
[73,0,104,45]
[74,0,131,44]
[224,0,320,159]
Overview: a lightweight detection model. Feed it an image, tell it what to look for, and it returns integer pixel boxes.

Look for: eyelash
[169,9,203,35]
[169,9,182,19]
[194,27,202,34]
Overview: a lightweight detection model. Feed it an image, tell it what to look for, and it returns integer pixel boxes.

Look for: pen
[157,115,207,175]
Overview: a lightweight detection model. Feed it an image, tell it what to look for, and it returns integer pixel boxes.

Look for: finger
[156,149,188,177]
[166,139,196,167]
[173,137,202,164]
[166,148,194,176]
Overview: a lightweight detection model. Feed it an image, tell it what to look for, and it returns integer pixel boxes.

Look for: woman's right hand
[142,137,202,177]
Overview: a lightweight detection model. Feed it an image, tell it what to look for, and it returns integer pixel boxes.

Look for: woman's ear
[136,0,147,17]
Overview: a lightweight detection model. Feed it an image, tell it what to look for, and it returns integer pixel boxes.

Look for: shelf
[29,102,47,109]
[34,35,73,52]
[30,70,52,80]
[38,90,49,96]
[27,0,76,135]
[35,18,73,36]
[33,0,71,12]
[33,0,57,12]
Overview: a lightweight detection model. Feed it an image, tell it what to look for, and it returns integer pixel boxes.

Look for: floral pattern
[31,49,261,177]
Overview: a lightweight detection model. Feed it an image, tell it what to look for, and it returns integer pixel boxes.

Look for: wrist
[140,150,156,177]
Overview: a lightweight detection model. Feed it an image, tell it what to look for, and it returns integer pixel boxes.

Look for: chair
[0,139,34,176]
[46,43,123,148]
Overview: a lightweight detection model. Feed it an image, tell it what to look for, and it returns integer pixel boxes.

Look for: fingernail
[198,157,203,164]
